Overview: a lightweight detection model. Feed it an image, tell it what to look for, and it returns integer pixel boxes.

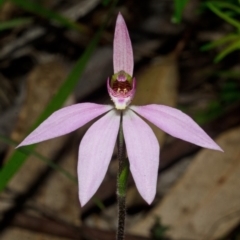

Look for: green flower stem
[117,113,129,240]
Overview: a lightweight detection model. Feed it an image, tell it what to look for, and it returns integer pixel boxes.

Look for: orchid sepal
[114,13,134,76]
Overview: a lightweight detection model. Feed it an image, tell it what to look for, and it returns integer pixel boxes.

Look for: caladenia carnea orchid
[17,13,223,240]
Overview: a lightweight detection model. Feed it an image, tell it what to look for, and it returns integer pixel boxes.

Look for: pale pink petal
[78,110,120,206]
[122,109,159,204]
[17,103,113,147]
[113,13,133,76]
[131,105,223,151]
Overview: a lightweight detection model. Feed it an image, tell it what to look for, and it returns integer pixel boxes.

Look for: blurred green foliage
[150,217,170,240]
[0,135,77,183]
[0,17,32,31]
[195,75,240,124]
[0,0,89,33]
[201,1,240,62]
[172,0,240,61]
[172,0,190,23]
[102,0,111,6]
[10,0,89,33]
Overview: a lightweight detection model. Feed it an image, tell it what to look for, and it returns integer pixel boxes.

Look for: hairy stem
[116,113,129,240]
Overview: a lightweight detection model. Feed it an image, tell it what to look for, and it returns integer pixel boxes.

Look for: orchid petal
[131,105,223,151]
[122,109,159,204]
[114,13,133,76]
[17,103,113,147]
[78,110,120,206]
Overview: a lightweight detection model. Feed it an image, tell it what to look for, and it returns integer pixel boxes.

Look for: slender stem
[116,112,129,240]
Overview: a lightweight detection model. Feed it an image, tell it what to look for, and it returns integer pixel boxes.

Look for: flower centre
[107,70,136,110]
[112,79,132,96]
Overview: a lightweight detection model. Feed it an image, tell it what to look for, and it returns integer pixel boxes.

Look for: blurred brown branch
[11,213,149,240]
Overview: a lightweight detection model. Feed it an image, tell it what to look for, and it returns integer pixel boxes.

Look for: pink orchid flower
[17,13,222,206]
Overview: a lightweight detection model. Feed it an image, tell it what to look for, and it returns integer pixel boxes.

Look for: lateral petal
[78,110,120,206]
[131,105,223,151]
[113,13,134,76]
[123,109,159,204]
[17,103,113,147]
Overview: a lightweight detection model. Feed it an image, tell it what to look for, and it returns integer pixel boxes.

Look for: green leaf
[214,39,240,62]
[0,135,77,182]
[0,18,32,31]
[212,1,240,15]
[206,2,240,29]
[201,34,240,51]
[172,0,190,23]
[11,0,88,33]
[0,0,118,193]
